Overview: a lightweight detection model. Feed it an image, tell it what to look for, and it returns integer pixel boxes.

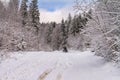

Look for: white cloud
[40,6,74,23]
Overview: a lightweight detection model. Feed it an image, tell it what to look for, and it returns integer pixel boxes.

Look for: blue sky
[39,0,74,11]
[38,0,92,23]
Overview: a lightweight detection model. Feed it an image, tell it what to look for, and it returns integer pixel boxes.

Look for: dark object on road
[63,46,68,52]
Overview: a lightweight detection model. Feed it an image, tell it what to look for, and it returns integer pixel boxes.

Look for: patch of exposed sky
[39,0,93,23]
[39,0,74,12]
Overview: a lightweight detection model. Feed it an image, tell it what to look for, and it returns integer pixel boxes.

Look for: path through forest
[0,51,120,80]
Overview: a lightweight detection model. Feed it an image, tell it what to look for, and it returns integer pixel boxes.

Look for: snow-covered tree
[7,0,19,20]
[66,13,72,35]
[28,0,40,50]
[70,14,87,36]
[93,0,120,62]
[51,24,62,51]
[45,22,56,45]
[75,0,120,62]
[71,15,78,36]
[61,19,68,52]
[20,0,28,27]
[29,0,40,34]
[0,1,6,20]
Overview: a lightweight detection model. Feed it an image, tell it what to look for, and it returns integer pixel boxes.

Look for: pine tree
[68,13,72,24]
[45,22,56,44]
[77,14,84,31]
[29,0,40,50]
[61,19,68,52]
[70,14,88,36]
[29,0,40,34]
[71,15,77,36]
[13,0,19,12]
[66,13,72,37]
[20,0,28,27]
[51,25,62,51]
[0,1,6,20]
[9,0,19,12]
[7,0,19,20]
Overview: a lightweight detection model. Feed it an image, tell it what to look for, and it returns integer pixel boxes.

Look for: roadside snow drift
[0,51,120,80]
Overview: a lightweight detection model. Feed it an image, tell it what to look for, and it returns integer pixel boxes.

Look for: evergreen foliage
[0,1,6,20]
[20,0,28,27]
[29,0,40,34]
[61,19,68,52]
[7,0,19,20]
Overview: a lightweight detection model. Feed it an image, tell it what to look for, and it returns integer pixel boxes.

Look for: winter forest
[1,0,120,80]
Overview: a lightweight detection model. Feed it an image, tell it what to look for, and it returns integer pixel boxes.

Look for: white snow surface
[0,50,120,80]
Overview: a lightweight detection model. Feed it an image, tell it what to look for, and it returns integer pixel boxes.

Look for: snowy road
[0,51,120,80]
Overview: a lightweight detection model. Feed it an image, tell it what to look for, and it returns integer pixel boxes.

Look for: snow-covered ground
[0,50,120,80]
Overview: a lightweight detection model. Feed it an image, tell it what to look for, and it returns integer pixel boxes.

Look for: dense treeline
[40,13,89,52]
[0,0,89,52]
